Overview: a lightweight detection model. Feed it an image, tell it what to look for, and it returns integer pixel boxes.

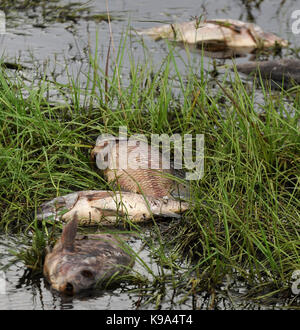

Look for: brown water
[0,0,299,310]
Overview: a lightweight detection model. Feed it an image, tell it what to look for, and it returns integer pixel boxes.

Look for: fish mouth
[62,282,75,296]
[49,281,76,296]
[57,280,96,296]
[50,267,97,295]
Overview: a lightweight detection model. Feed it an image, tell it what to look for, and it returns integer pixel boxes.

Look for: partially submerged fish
[43,214,133,295]
[137,19,288,53]
[236,59,300,87]
[37,190,189,225]
[91,136,190,199]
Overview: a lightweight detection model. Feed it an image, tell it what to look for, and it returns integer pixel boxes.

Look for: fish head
[248,23,288,48]
[44,252,98,295]
[44,214,133,294]
[36,196,67,220]
[259,31,288,48]
[91,136,129,171]
[43,213,98,295]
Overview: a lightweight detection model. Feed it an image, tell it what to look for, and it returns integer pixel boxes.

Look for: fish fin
[92,206,126,217]
[86,191,113,201]
[159,212,182,219]
[61,212,79,252]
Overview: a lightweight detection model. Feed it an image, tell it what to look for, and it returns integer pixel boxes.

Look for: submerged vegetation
[0,30,299,308]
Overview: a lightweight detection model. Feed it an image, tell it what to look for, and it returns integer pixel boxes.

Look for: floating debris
[43,214,133,295]
[137,19,288,56]
[36,190,189,225]
[236,59,300,87]
[91,136,190,199]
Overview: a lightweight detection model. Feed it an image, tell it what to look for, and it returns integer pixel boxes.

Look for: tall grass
[0,37,299,308]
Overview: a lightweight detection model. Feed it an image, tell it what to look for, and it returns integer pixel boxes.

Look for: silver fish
[91,136,190,199]
[37,190,189,225]
[136,19,288,52]
[43,214,133,294]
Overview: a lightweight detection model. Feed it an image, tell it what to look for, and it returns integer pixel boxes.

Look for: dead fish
[236,59,300,87]
[36,190,189,225]
[136,19,288,52]
[91,136,190,199]
[43,214,133,295]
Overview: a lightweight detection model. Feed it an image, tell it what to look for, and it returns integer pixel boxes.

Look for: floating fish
[43,214,133,295]
[36,190,189,225]
[137,19,288,54]
[91,136,190,199]
[236,59,300,87]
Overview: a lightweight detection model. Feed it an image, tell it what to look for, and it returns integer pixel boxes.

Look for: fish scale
[92,137,190,199]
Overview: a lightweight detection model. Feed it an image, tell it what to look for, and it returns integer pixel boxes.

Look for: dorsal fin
[61,212,78,252]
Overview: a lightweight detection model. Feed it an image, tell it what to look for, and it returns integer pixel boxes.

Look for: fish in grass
[36,190,189,225]
[91,136,190,199]
[236,59,300,88]
[136,18,288,54]
[43,214,133,295]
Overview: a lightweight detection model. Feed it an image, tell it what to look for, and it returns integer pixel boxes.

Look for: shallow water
[0,0,299,98]
[0,231,195,310]
[1,231,296,310]
[0,0,299,310]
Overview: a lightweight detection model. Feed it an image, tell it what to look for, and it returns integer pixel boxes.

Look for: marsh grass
[0,36,299,308]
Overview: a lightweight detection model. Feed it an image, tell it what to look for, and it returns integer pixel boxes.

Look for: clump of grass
[11,225,47,275]
[0,35,299,308]
[168,68,300,302]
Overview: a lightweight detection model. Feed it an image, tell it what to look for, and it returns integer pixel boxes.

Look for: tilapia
[91,136,190,199]
[137,19,288,53]
[236,59,300,87]
[36,190,189,225]
[43,214,133,295]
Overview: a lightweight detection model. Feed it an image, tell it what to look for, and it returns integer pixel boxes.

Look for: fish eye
[81,270,94,279]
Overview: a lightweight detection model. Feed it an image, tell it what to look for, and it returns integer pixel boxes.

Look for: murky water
[0,233,156,310]
[0,230,197,310]
[0,0,299,310]
[1,230,294,310]
[1,0,299,96]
